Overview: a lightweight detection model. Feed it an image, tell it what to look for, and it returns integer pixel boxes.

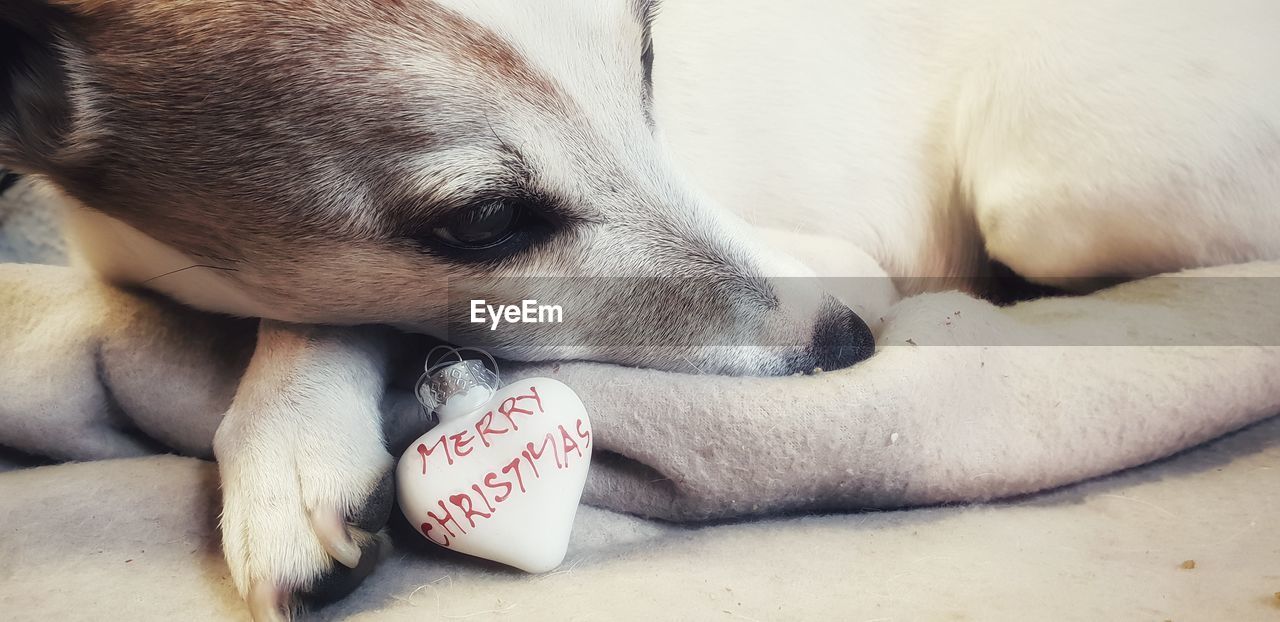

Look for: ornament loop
[415,346,501,414]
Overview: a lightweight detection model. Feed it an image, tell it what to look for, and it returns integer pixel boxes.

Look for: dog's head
[0,0,875,375]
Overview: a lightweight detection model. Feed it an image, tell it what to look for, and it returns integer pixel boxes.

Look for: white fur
[63,204,279,320]
[652,0,1280,286]
[213,322,392,601]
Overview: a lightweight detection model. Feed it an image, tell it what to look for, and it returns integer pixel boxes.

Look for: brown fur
[10,1,579,324]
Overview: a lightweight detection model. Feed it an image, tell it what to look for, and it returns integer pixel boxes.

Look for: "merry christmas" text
[414,386,591,547]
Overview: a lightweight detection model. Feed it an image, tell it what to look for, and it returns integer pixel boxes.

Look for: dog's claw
[310,508,362,569]
[248,582,289,622]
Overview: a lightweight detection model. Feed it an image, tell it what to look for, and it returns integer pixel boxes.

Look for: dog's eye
[433,200,523,249]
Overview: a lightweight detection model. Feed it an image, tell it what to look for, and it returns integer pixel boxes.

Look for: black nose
[805,306,875,372]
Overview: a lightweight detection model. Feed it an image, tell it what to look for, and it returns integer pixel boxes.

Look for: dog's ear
[0,1,78,173]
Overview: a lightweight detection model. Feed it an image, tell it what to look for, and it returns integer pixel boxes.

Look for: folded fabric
[2,260,1277,521]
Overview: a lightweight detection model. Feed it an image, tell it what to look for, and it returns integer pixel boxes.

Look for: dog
[2,0,1278,618]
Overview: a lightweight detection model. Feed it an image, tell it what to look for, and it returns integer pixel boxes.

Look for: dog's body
[653,0,1280,292]
[4,0,1280,618]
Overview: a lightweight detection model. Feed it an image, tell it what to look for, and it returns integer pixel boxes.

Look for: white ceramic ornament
[396,350,592,573]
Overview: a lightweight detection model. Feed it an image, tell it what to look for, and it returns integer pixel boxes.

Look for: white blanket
[4,425,1278,620]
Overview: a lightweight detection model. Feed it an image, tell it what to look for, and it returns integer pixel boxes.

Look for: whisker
[140,264,240,284]
[187,251,242,264]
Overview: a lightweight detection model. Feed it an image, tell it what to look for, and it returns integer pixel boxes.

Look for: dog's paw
[214,398,394,621]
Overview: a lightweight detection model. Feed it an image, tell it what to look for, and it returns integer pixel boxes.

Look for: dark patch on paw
[983,261,1069,305]
[296,535,386,608]
[349,468,395,534]
[296,467,395,611]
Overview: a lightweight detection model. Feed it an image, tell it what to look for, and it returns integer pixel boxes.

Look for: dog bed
[2,178,1278,620]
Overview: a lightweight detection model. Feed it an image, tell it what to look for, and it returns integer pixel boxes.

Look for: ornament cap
[416,347,501,422]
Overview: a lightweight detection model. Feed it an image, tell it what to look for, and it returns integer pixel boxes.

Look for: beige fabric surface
[2,416,1277,621]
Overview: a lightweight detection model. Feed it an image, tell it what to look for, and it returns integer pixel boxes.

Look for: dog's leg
[213,321,397,620]
[954,4,1280,287]
[2,264,420,617]
[0,263,251,459]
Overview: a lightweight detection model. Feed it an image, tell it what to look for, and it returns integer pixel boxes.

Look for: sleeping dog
[2,0,1278,618]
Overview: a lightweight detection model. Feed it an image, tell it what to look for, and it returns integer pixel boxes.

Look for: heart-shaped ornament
[396,361,591,573]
